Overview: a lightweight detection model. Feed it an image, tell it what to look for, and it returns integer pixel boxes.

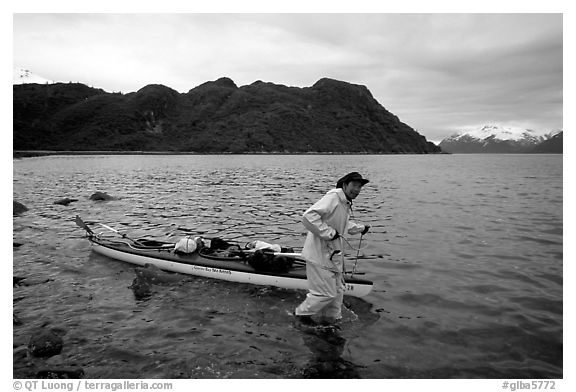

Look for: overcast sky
[12,12,563,142]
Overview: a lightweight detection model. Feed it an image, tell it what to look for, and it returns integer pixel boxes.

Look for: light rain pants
[295,262,345,320]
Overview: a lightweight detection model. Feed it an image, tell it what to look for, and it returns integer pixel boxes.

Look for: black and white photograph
[10,2,566,387]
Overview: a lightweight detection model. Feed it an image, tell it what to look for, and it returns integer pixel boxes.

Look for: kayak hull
[90,238,373,297]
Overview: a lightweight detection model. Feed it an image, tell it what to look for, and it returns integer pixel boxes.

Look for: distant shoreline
[13,150,450,158]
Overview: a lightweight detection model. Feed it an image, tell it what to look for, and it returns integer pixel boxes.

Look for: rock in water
[129,276,152,300]
[54,198,79,206]
[19,277,53,286]
[89,192,114,201]
[13,201,28,215]
[28,330,64,358]
[135,263,184,284]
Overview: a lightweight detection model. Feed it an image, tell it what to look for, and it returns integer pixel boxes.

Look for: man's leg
[319,272,344,322]
[295,263,338,317]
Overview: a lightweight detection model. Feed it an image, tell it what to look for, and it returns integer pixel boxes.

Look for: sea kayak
[76,216,373,297]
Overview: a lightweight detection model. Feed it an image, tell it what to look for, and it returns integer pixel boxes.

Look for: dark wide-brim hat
[336,172,370,188]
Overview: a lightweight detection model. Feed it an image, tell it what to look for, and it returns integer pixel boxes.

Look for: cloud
[13,13,563,140]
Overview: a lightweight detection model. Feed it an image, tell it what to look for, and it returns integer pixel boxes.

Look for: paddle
[243,248,306,260]
[75,215,94,235]
[97,222,129,238]
[75,215,135,241]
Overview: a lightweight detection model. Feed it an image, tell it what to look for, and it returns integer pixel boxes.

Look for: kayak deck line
[90,237,307,276]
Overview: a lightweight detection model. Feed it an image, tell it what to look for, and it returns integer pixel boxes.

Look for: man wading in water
[295,172,370,325]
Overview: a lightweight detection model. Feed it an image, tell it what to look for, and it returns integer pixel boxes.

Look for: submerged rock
[13,313,23,326]
[129,264,185,299]
[129,276,152,300]
[28,330,64,358]
[13,201,28,215]
[36,367,85,379]
[135,263,184,285]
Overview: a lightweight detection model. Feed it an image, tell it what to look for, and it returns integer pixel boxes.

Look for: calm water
[12,154,562,378]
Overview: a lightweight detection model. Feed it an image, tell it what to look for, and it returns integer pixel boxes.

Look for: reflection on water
[300,326,358,378]
[13,154,562,378]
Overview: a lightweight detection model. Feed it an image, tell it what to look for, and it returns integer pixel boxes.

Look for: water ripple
[13,154,562,379]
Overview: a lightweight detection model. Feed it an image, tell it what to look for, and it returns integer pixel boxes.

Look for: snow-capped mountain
[439,125,562,153]
[13,67,54,85]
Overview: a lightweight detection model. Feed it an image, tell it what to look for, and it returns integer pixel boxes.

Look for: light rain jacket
[301,188,366,273]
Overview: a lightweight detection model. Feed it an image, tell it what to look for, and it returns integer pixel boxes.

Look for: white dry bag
[174,236,199,253]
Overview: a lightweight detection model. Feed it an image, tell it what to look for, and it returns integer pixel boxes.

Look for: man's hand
[331,231,340,241]
[361,225,370,235]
